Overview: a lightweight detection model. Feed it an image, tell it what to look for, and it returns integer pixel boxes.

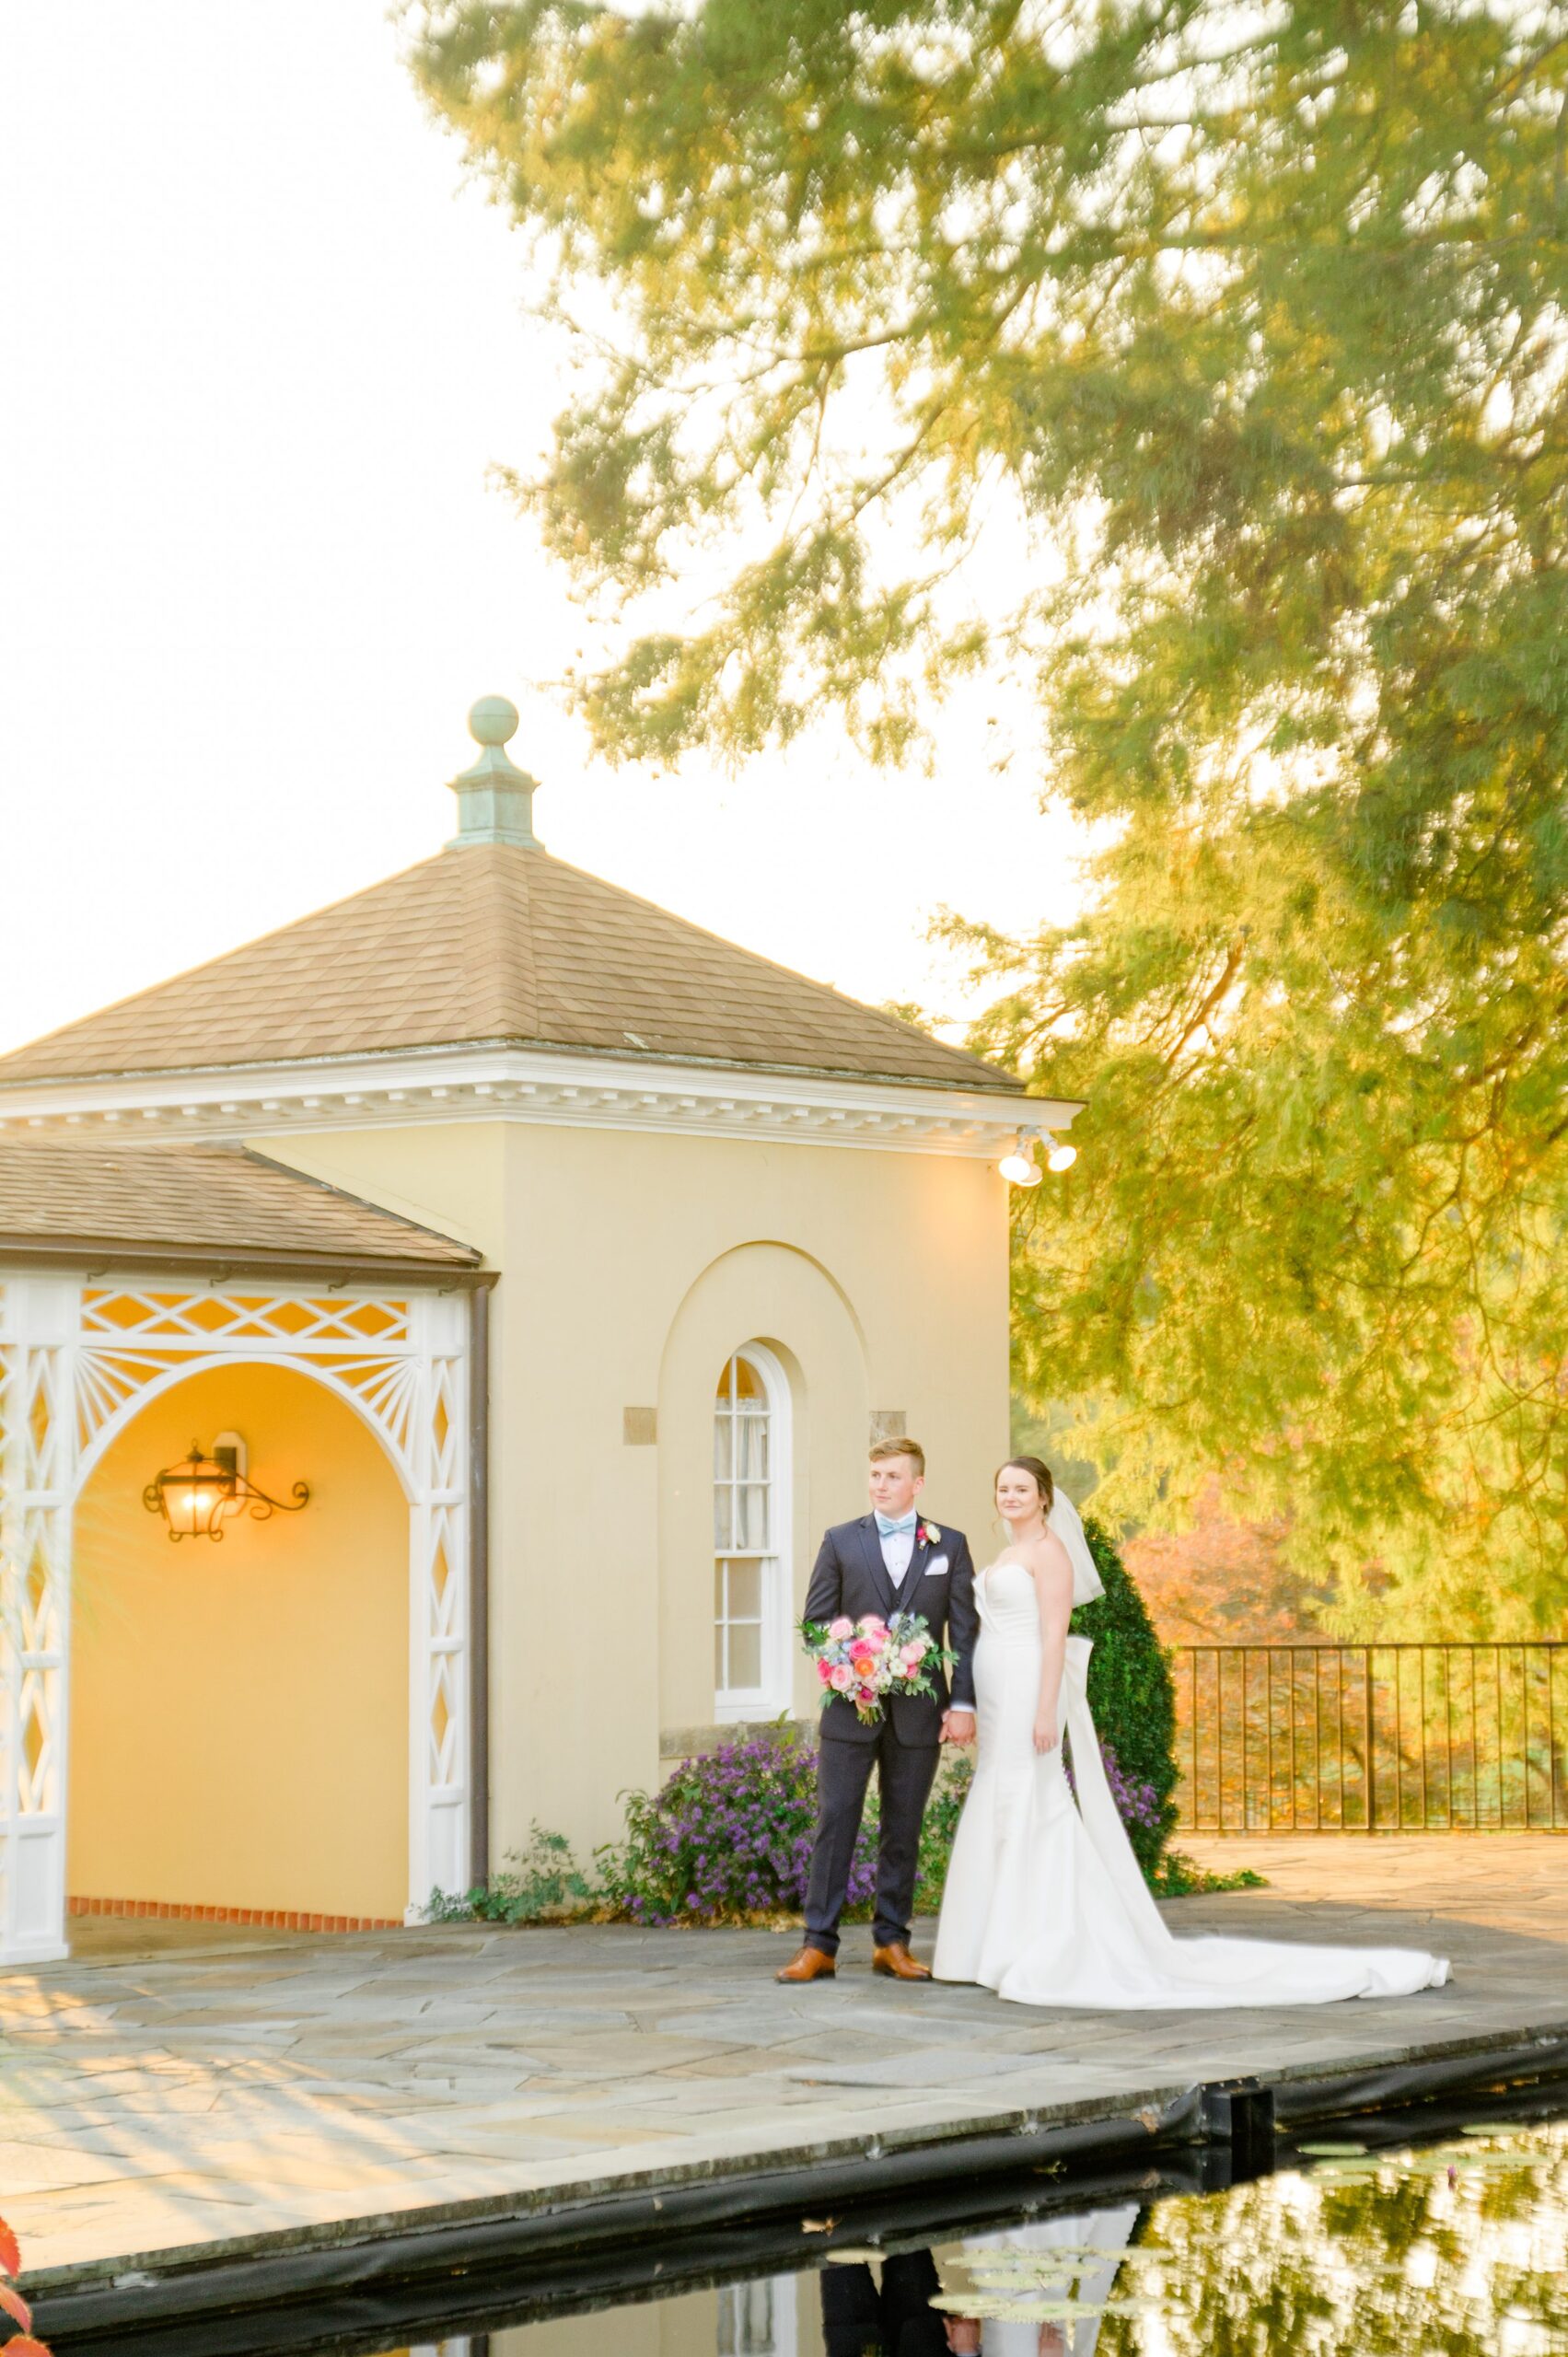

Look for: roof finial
[447,696,543,850]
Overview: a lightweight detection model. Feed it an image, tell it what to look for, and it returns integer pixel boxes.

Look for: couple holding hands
[777,1436,1449,2010]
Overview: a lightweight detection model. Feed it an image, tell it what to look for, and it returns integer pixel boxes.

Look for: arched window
[713,1344,791,1721]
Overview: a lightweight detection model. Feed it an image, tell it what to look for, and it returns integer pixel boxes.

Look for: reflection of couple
[819,2210,1140,2357]
[780,1437,1450,2006]
[820,2249,960,2357]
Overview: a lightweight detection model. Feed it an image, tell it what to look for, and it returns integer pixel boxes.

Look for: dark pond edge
[34,2018,1568,2350]
[46,2151,1220,2357]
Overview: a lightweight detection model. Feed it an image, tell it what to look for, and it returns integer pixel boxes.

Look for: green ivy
[1071,1514,1180,1878]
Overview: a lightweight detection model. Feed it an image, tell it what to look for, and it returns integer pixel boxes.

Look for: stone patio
[6,1837,1567,2310]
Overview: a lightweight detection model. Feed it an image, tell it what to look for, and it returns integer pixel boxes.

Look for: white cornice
[0,1043,1080,1159]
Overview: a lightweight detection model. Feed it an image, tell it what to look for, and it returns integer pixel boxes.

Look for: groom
[776,1436,978,1984]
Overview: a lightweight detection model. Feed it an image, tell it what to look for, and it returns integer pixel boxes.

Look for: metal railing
[1172,1643,1568,1831]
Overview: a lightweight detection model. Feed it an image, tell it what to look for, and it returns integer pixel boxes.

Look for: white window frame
[716,2273,798,2355]
[713,1341,792,1724]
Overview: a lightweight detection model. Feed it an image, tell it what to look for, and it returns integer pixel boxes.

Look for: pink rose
[857,1615,886,1636]
[849,1641,878,1667]
[828,1616,854,1640]
[856,1686,877,1708]
[817,1658,833,1685]
[830,1664,854,1692]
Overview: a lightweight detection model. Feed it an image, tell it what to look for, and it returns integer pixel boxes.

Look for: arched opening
[69,1360,409,1923]
[657,1239,870,1745]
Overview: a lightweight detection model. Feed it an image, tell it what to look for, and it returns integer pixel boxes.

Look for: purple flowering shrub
[599,1731,879,1925]
[434,1730,1174,1927]
[600,1731,1167,1925]
[1064,1739,1165,1832]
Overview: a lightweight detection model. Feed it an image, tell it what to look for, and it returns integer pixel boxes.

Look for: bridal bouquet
[801,1610,957,1726]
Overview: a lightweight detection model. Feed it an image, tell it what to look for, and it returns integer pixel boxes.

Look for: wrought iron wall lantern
[143,1440,310,1542]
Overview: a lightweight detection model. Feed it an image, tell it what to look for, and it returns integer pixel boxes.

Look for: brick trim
[67,1896,401,1933]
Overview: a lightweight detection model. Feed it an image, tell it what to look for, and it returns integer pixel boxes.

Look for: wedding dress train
[932,1554,1450,2008]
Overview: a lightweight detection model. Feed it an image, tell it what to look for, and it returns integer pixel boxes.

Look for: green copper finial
[447,696,543,849]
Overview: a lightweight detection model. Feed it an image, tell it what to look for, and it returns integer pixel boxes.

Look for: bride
[932,1457,1450,2007]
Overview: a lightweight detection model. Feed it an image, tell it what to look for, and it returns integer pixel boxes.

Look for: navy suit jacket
[804,1512,978,1746]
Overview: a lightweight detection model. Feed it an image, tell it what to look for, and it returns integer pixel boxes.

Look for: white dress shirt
[878,1520,917,1590]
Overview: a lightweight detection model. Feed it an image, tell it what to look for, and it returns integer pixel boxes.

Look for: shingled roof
[0,1140,482,1277]
[0,842,1022,1096]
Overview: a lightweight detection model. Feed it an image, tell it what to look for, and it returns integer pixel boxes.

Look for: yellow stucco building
[0,699,1078,1961]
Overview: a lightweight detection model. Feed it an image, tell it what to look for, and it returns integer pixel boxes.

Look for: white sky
[0,4,1086,1059]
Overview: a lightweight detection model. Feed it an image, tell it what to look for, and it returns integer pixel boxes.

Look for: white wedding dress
[933,1515,1451,2008]
[955,2209,1141,2357]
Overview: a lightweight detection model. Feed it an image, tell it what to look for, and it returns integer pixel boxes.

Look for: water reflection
[720,2275,797,2355]
[820,2250,950,2354]
[938,2210,1140,2354]
[48,2109,1568,2357]
[930,2119,1568,2356]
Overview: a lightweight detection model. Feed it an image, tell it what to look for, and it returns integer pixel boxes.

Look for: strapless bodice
[976,1558,1043,1639]
[977,1565,1093,1700]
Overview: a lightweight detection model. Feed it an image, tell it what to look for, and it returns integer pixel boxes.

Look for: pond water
[59,2091,1568,2357]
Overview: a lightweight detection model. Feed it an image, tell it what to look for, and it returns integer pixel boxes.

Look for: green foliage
[1071,1515,1179,1877]
[428,1822,600,1923]
[916,1747,974,1912]
[1097,2125,1568,2357]
[1152,1849,1267,1898]
[408,0,1568,1634]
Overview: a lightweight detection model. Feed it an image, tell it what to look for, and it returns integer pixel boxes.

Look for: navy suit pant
[804,1725,940,1956]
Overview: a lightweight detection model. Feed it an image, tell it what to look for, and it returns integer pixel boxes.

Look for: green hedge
[1070,1512,1180,1876]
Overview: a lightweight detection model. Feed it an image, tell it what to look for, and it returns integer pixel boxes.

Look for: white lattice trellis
[0,1273,473,1960]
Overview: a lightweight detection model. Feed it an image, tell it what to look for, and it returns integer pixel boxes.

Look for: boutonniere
[918,1520,941,1546]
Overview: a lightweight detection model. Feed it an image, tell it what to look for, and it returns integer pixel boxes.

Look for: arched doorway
[70,1362,409,1923]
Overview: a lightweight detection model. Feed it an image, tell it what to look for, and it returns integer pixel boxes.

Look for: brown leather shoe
[873,1942,934,1980]
[775,1945,837,1983]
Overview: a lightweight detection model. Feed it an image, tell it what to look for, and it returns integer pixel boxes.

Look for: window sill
[661,1715,814,1760]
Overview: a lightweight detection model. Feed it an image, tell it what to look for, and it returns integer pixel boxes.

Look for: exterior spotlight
[1046,1140,1078,1172]
[999,1147,1038,1184]
[144,1439,309,1543]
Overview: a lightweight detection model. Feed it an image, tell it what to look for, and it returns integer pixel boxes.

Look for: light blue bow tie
[875,1511,918,1537]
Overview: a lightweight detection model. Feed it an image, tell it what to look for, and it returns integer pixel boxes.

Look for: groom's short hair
[869,1435,925,1476]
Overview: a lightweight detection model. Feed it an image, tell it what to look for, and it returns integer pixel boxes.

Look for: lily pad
[1460,2122,1530,2138]
[932,2295,1112,2322]
[968,2250,1132,2274]
[1299,2142,1370,2157]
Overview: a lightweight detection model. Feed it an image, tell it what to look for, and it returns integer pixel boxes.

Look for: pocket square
[924,1556,949,1577]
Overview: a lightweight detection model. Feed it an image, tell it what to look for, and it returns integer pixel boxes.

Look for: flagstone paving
[5,1840,1567,2292]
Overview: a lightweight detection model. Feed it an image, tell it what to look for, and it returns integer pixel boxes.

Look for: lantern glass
[151,1445,238,1539]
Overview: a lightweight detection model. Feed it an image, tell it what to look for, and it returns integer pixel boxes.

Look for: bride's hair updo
[995,1455,1055,1515]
